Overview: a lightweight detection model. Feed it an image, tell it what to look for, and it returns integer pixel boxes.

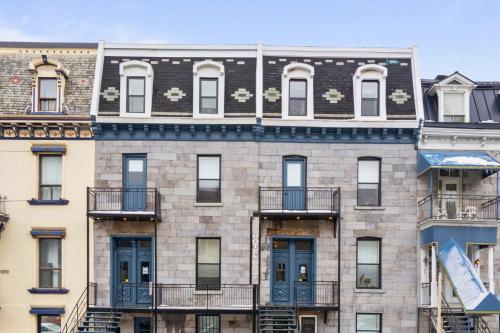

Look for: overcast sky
[1,0,499,80]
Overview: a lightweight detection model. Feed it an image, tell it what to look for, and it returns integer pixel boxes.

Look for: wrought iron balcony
[259,187,340,220]
[0,195,9,222]
[418,194,499,223]
[87,187,161,221]
[294,281,338,310]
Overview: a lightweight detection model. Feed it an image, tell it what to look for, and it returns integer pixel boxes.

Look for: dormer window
[353,65,387,120]
[193,61,225,119]
[282,63,314,120]
[361,81,379,117]
[28,57,69,113]
[428,72,476,123]
[119,60,154,118]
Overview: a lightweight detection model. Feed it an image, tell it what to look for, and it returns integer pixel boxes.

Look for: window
[39,238,62,288]
[127,77,145,113]
[357,238,381,289]
[119,61,154,118]
[442,92,465,122]
[39,155,62,201]
[38,78,57,111]
[197,156,221,203]
[135,317,152,333]
[200,78,218,114]
[196,238,220,290]
[282,63,314,119]
[289,79,307,116]
[197,315,220,333]
[361,81,379,117]
[353,64,387,120]
[38,315,61,333]
[357,158,381,206]
[193,61,225,118]
[356,313,381,333]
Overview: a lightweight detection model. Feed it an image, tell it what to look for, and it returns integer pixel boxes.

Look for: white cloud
[0,21,40,41]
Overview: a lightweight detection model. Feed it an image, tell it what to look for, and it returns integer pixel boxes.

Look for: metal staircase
[259,306,298,333]
[62,284,122,333]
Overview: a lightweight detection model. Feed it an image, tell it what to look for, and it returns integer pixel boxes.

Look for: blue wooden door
[294,240,314,304]
[113,238,152,307]
[123,155,147,211]
[271,240,291,304]
[283,158,306,211]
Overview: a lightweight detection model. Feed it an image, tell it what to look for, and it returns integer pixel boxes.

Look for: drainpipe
[488,246,495,293]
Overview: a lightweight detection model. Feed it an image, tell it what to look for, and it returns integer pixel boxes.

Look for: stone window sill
[354,288,385,294]
[354,206,385,211]
[193,202,223,207]
[28,288,69,294]
[28,199,69,206]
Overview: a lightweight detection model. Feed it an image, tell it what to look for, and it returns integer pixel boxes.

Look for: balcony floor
[259,209,339,221]
[88,210,159,221]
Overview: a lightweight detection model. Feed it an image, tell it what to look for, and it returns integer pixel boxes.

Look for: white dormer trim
[429,72,476,123]
[119,60,154,118]
[282,63,314,120]
[28,57,69,113]
[353,64,388,121]
[193,60,225,119]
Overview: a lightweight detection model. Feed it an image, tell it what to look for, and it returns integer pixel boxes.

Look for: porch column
[488,246,495,293]
[474,246,481,275]
[420,247,428,306]
[431,243,438,307]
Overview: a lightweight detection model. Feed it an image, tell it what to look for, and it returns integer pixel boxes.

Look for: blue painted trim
[31,145,66,153]
[269,236,316,305]
[94,123,418,144]
[29,307,65,315]
[28,288,69,294]
[27,199,69,205]
[30,229,66,237]
[420,226,497,251]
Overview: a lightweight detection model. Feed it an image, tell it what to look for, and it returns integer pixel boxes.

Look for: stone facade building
[0,42,96,332]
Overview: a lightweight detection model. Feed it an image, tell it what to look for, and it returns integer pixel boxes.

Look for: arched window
[282,63,314,120]
[353,64,387,120]
[356,237,382,289]
[28,57,69,113]
[119,60,154,118]
[193,60,225,118]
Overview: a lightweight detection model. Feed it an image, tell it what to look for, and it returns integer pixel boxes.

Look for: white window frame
[193,60,225,119]
[282,63,314,120]
[119,60,154,118]
[299,315,317,333]
[353,64,387,121]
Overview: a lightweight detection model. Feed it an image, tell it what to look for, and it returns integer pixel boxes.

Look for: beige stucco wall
[0,139,94,332]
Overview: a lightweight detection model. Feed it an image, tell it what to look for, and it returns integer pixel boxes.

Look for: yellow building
[0,42,96,332]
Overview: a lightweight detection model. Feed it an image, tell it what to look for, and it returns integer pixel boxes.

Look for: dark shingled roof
[422,76,500,127]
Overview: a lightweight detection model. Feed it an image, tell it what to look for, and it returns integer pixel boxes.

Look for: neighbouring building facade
[81,42,422,333]
[0,42,96,333]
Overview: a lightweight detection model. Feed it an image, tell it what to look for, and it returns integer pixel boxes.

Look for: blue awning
[417,150,500,176]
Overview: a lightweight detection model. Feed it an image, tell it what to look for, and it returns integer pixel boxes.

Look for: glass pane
[40,79,57,98]
[128,78,145,95]
[199,157,220,179]
[120,261,129,283]
[358,240,380,264]
[197,239,220,264]
[138,318,152,333]
[118,239,133,247]
[361,99,379,116]
[41,156,62,185]
[357,314,380,330]
[40,239,61,269]
[361,81,378,99]
[198,264,220,277]
[296,240,313,251]
[358,185,379,206]
[276,263,285,282]
[201,79,217,97]
[128,160,144,172]
[290,80,306,98]
[140,261,150,283]
[201,97,217,114]
[286,162,303,187]
[40,269,61,288]
[198,180,220,202]
[138,240,152,248]
[443,92,464,116]
[40,99,57,111]
[357,264,380,288]
[358,160,380,183]
[198,315,219,333]
[272,240,289,249]
[289,99,306,116]
[128,96,145,113]
[39,315,61,333]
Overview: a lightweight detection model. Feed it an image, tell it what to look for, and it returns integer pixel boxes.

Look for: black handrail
[418,194,500,221]
[259,187,340,213]
[61,283,96,333]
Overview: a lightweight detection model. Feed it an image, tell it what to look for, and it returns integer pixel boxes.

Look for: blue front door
[283,157,306,211]
[123,155,147,211]
[113,238,152,307]
[271,239,314,305]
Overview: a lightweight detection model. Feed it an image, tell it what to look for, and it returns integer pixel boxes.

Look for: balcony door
[271,239,314,305]
[123,155,147,211]
[283,157,306,211]
[113,238,152,307]
[439,176,461,219]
